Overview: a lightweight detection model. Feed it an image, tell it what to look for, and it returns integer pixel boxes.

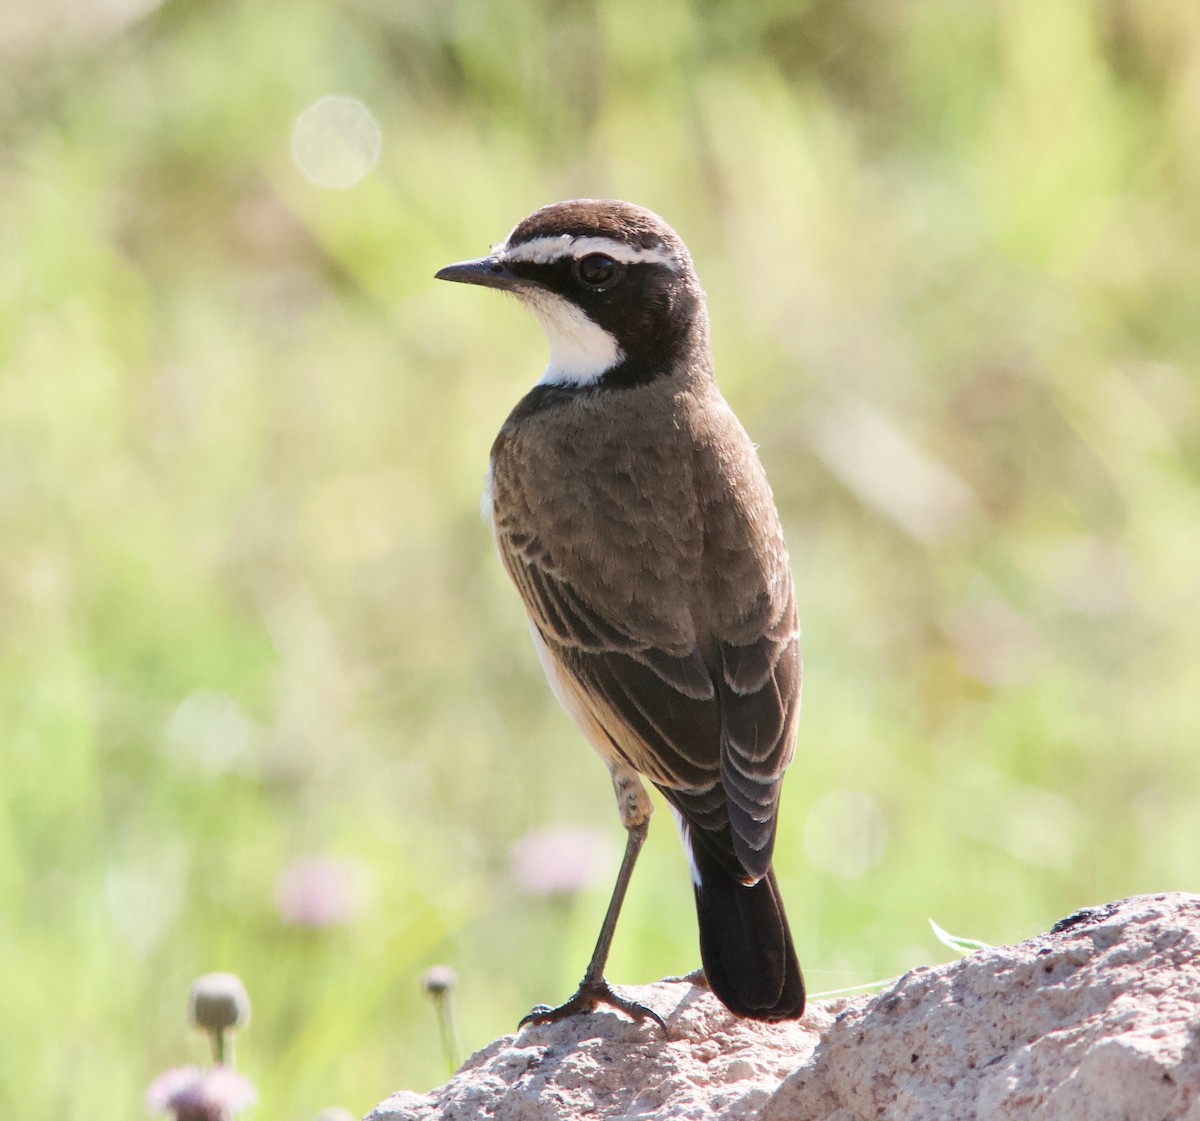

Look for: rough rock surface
[369,894,1200,1121]
[371,979,829,1121]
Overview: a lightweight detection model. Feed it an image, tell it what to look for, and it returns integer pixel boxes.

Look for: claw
[519,978,667,1034]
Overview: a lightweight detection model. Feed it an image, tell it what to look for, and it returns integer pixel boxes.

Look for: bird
[435,199,805,1028]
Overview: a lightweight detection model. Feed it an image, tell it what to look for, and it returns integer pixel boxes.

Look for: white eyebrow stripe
[500,234,679,270]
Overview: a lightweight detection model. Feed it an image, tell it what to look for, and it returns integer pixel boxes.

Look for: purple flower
[273,856,367,928]
[146,1066,256,1121]
[508,826,614,897]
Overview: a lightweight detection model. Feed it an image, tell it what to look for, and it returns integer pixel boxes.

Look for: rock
[368,894,1200,1121]
[370,979,831,1121]
[765,893,1200,1121]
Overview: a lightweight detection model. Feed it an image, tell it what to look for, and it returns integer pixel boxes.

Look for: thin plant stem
[434,992,460,1074]
[211,1028,235,1069]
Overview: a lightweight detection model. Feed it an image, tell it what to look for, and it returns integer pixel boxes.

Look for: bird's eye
[574,253,621,290]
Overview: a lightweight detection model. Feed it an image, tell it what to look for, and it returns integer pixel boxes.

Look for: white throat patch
[517,287,624,387]
[495,231,676,386]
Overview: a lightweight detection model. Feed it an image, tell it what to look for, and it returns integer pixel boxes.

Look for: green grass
[2,0,1199,1117]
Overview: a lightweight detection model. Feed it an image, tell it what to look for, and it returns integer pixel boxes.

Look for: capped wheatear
[436,199,804,1027]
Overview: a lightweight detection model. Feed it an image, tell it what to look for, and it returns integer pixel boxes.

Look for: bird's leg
[520,770,666,1032]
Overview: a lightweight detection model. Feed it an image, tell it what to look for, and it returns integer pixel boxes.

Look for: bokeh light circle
[290,95,381,189]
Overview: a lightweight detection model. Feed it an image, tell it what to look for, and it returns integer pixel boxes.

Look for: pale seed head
[421,965,457,996]
[188,973,251,1034]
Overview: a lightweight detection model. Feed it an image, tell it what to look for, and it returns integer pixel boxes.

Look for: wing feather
[720,635,801,877]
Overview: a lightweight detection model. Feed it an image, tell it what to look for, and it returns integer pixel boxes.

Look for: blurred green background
[3,0,1199,1117]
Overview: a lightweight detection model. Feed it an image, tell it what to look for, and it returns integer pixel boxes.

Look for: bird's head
[435,199,708,389]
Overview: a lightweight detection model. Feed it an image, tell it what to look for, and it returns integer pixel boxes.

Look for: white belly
[480,463,494,526]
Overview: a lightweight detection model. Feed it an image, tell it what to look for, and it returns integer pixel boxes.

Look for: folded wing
[498,527,801,884]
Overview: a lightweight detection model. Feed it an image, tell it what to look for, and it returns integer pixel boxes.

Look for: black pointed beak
[434,256,524,291]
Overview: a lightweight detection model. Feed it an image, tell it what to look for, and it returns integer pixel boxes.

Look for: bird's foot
[519,977,667,1034]
[663,966,708,989]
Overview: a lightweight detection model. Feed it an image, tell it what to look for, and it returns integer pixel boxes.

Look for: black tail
[692,841,805,1021]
